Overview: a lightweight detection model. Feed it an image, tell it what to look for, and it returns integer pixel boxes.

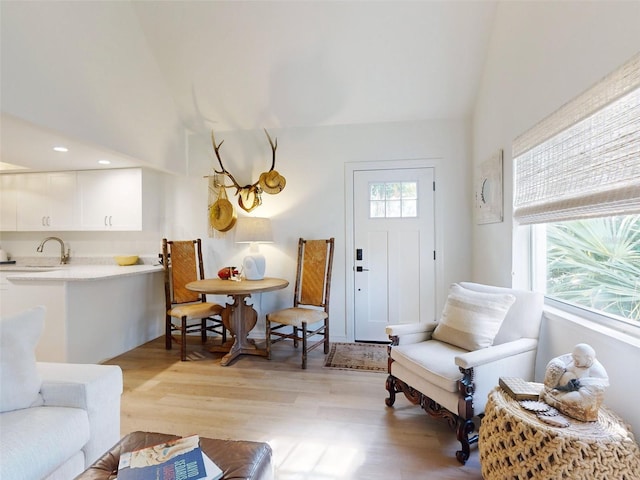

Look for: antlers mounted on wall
[211,129,286,212]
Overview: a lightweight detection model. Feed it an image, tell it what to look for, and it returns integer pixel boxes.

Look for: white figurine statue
[542,343,609,421]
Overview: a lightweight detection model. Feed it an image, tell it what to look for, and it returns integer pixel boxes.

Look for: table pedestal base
[221,293,268,366]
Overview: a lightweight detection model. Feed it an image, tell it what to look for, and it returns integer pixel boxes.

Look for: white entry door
[353,167,436,342]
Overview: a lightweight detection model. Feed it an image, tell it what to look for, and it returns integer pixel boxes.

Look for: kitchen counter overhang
[1,264,164,363]
[1,264,162,281]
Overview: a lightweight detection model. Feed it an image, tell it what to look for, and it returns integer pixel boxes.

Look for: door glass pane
[386,183,402,200]
[402,200,417,217]
[368,181,418,218]
[387,200,401,217]
[370,201,386,218]
[402,182,417,199]
[369,183,385,200]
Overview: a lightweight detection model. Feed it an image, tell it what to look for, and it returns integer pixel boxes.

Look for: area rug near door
[324,342,388,372]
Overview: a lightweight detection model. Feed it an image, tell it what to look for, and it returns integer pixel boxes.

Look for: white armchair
[385,282,543,464]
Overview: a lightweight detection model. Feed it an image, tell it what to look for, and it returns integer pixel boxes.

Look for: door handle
[355,266,369,272]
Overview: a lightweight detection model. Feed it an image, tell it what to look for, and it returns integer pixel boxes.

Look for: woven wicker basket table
[479,387,640,480]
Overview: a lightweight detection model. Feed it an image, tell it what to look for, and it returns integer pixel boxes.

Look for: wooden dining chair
[162,238,227,361]
[265,238,334,369]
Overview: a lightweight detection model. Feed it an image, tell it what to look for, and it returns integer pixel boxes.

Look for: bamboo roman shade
[513,53,640,225]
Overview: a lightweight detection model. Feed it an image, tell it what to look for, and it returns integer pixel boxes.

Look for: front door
[352,167,436,342]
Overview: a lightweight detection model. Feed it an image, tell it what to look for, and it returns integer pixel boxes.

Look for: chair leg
[165,315,172,350]
[221,310,228,344]
[301,322,308,369]
[181,316,187,361]
[456,417,475,464]
[323,318,330,354]
[265,316,272,360]
[201,318,207,343]
[293,326,299,348]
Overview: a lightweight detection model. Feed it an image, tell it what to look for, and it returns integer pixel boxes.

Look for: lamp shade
[234,217,273,244]
[235,217,273,280]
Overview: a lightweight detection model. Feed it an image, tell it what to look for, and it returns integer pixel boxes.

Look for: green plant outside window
[545,214,640,322]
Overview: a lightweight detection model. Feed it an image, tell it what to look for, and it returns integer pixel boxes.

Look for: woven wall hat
[259,170,286,194]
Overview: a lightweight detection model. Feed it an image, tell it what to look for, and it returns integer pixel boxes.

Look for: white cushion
[268,307,328,328]
[432,284,515,351]
[0,406,90,480]
[459,281,544,344]
[391,340,467,393]
[0,305,45,412]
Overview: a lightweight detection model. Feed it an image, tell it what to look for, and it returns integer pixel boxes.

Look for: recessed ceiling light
[53,146,68,152]
[98,159,111,165]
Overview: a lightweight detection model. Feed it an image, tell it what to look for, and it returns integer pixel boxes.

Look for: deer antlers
[210,129,286,213]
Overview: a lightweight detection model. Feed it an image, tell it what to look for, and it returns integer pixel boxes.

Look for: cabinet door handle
[42,216,46,226]
[104,215,108,226]
[109,216,113,226]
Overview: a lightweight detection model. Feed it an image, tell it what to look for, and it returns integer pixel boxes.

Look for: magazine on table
[117,434,223,480]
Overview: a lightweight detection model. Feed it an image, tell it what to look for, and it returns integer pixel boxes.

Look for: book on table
[117,434,223,480]
[499,377,543,401]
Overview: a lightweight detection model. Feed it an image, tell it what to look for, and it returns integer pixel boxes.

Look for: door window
[369,181,417,218]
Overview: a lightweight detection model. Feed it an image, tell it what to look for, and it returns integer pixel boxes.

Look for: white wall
[171,120,473,339]
[1,119,473,341]
[472,1,640,435]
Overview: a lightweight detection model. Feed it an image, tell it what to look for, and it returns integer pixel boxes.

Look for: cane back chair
[266,238,334,369]
[162,238,227,361]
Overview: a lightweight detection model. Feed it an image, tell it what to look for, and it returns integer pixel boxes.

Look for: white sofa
[0,306,123,480]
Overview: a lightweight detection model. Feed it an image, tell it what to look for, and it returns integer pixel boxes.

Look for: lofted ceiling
[0,0,497,173]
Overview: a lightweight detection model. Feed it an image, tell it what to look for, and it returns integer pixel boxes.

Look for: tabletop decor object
[499,376,542,401]
[217,266,239,280]
[235,217,273,280]
[541,343,609,421]
[114,255,139,266]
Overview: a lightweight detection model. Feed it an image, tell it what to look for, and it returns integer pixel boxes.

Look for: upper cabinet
[16,172,77,231]
[0,168,162,232]
[77,169,142,230]
[0,175,18,231]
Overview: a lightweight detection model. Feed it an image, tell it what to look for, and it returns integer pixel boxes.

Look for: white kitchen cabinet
[16,172,77,231]
[2,167,162,232]
[0,174,18,231]
[77,168,143,230]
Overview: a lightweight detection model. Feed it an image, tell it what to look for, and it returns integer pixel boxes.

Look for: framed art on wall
[475,149,503,224]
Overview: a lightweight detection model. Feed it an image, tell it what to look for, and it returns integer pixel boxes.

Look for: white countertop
[1,264,163,281]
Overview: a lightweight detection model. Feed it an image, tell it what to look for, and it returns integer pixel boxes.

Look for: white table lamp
[235,217,273,280]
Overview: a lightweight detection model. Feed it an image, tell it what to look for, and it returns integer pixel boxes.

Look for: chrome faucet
[36,237,70,264]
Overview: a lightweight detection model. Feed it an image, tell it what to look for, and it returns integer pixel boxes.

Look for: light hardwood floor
[104,337,483,480]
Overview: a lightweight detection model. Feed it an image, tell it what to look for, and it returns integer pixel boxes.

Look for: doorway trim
[344,158,443,342]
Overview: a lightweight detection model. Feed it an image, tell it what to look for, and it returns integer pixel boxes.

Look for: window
[532,214,640,326]
[514,53,640,330]
[369,181,417,218]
